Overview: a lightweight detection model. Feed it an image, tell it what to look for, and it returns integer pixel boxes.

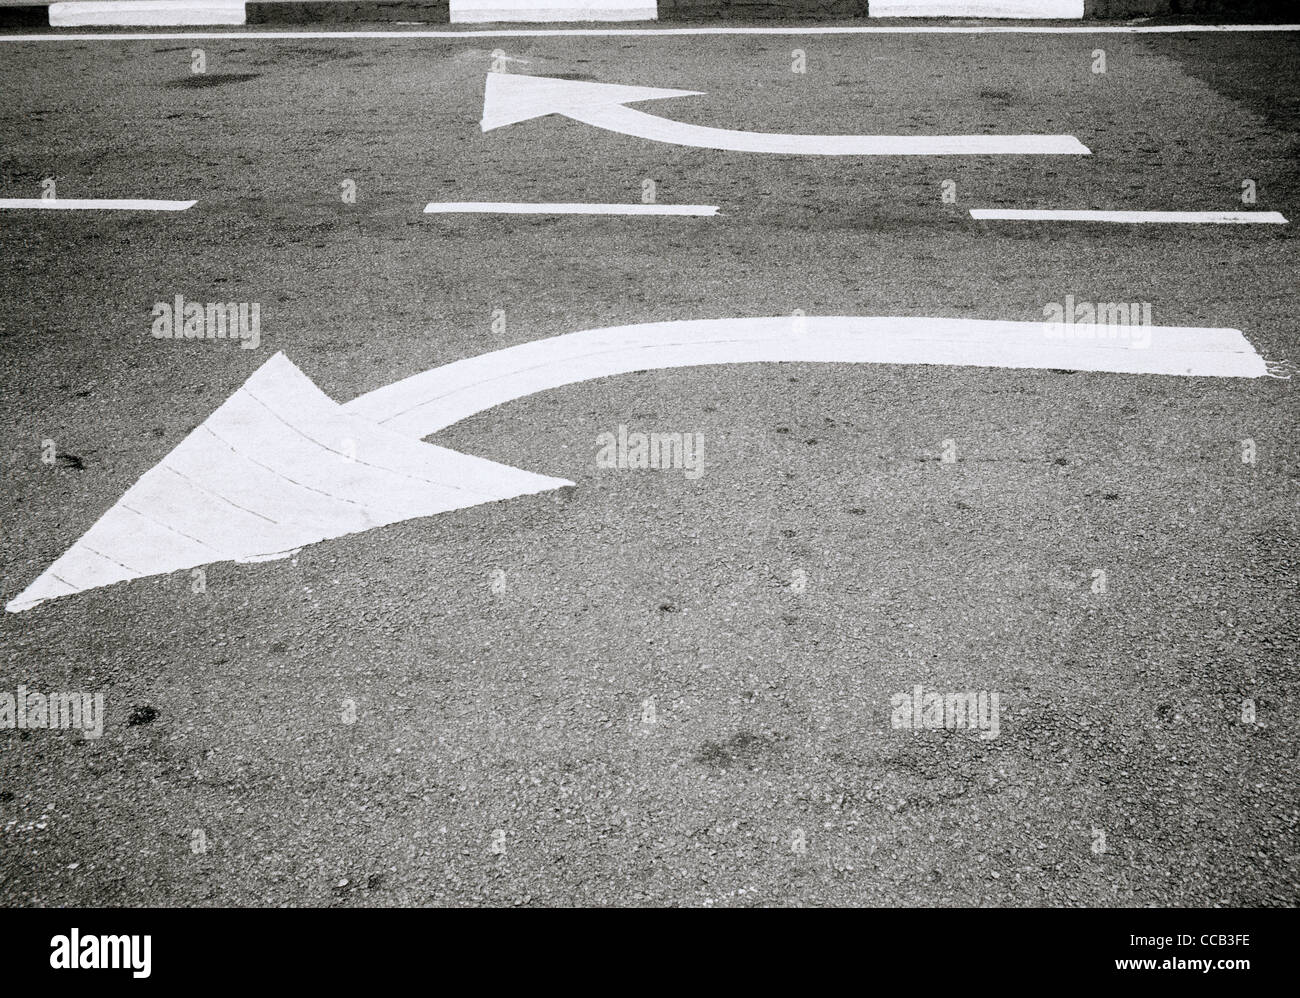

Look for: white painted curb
[871,0,1083,16]
[48,1,247,27]
[450,0,655,23]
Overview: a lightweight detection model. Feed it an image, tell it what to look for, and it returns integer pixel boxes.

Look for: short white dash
[970,209,1288,224]
[423,201,718,216]
[0,199,196,211]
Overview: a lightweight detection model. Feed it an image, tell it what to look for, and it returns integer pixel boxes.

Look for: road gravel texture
[0,25,1297,906]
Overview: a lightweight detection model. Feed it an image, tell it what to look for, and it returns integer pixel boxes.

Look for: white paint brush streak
[49,1,246,26]
[423,201,717,215]
[5,26,1299,42]
[450,0,655,22]
[871,0,1083,17]
[0,198,196,211]
[480,73,1090,155]
[971,209,1289,224]
[342,316,1267,439]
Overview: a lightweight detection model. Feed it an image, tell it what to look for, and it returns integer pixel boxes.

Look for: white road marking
[0,198,196,211]
[3,26,1296,42]
[480,73,1090,156]
[343,315,1268,438]
[48,1,246,27]
[4,354,570,613]
[8,316,1267,612]
[450,0,655,23]
[971,209,1289,224]
[424,201,718,215]
[872,0,1082,15]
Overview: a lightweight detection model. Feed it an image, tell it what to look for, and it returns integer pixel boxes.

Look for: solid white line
[341,316,1268,439]
[971,209,1289,224]
[423,201,718,215]
[0,198,196,211]
[2,26,1298,42]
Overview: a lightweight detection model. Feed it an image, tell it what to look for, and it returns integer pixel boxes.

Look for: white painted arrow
[5,354,570,613]
[7,315,1265,612]
[480,73,1091,156]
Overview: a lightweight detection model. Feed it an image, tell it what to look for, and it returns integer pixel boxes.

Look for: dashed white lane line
[0,198,196,211]
[424,201,718,215]
[970,209,1289,224]
[1,26,1297,42]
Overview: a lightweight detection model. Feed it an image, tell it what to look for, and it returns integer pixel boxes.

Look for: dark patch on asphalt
[55,453,84,470]
[126,705,158,727]
[164,73,262,90]
[695,731,781,769]
[1149,33,1300,191]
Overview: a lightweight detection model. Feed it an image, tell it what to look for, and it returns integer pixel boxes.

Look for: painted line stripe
[970,209,1289,224]
[424,201,717,216]
[4,25,1299,42]
[0,198,196,211]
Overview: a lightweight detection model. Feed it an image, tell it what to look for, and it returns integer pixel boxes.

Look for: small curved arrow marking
[8,315,1263,612]
[480,73,1091,156]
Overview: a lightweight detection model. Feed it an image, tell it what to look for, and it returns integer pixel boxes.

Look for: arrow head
[7,352,571,612]
[480,72,703,131]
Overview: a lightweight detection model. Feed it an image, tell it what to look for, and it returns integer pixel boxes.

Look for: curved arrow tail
[342,316,1265,439]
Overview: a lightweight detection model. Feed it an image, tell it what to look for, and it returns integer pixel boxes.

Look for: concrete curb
[0,4,48,25]
[0,0,1287,27]
[246,1,448,23]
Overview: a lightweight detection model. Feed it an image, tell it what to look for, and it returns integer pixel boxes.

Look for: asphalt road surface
[1,24,1297,907]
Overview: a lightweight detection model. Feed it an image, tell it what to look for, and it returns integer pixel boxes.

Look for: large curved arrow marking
[7,315,1263,612]
[480,73,1091,156]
